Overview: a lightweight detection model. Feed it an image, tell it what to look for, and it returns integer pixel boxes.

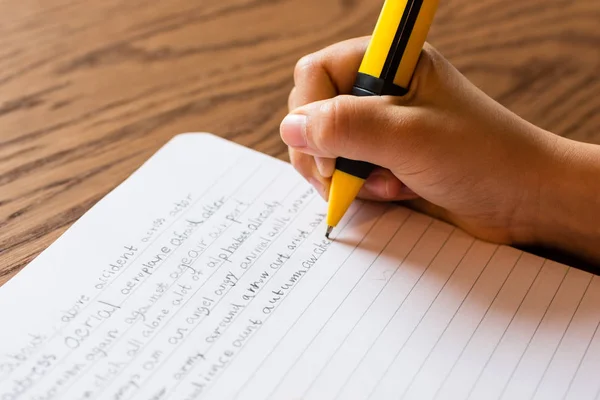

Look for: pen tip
[325,225,333,239]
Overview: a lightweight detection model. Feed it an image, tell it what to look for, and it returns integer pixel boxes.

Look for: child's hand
[281,36,600,263]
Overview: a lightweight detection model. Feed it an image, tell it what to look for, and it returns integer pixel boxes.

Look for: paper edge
[2,132,284,288]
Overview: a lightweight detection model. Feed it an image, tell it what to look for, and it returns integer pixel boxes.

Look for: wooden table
[1,0,598,285]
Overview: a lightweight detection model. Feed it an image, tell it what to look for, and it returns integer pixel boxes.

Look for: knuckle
[311,99,336,153]
[319,97,353,155]
[294,54,320,85]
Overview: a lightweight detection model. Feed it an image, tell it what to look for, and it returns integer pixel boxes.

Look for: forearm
[533,136,600,265]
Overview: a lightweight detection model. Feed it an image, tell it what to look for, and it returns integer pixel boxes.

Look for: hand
[280,36,599,262]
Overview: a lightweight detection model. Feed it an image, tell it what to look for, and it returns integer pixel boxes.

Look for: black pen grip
[335,157,376,180]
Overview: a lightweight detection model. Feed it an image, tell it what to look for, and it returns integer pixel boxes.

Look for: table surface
[1,0,599,285]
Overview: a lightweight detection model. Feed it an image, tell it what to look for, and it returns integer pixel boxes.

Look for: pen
[325,0,439,238]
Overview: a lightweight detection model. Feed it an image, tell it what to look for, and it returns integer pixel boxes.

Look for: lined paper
[0,133,598,400]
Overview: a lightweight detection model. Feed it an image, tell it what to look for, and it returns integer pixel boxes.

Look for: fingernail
[280,114,307,148]
[315,157,335,178]
[363,174,387,198]
[309,178,328,200]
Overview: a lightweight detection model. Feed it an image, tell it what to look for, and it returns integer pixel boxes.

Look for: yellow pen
[326,0,439,238]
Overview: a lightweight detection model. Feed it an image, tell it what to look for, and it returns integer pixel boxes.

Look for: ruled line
[496,267,571,399]
[463,259,547,399]
[275,209,412,399]
[3,155,250,393]
[530,274,593,399]
[431,251,524,400]
[55,164,275,397]
[562,311,600,399]
[365,237,479,399]
[332,222,456,400]
[224,203,382,400]
[400,245,504,399]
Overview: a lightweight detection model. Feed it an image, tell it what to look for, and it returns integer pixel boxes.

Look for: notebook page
[0,133,599,400]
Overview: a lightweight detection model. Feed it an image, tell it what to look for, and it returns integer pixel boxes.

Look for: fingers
[280,95,424,170]
[314,157,335,178]
[358,168,420,201]
[288,148,329,200]
[290,36,370,110]
[290,146,419,204]
[289,38,442,112]
[288,37,370,184]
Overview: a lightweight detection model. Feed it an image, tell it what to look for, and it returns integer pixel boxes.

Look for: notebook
[1,133,599,400]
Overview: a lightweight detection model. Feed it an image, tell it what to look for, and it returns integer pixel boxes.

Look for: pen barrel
[358,0,439,89]
[334,0,439,181]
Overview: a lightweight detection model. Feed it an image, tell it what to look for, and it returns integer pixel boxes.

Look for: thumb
[280,95,420,170]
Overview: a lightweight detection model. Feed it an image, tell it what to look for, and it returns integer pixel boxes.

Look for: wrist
[525,134,600,263]
[503,127,558,247]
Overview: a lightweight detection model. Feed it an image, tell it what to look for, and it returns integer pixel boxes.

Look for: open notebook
[1,133,599,400]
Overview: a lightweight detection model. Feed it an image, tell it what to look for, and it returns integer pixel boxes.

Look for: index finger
[289,36,370,110]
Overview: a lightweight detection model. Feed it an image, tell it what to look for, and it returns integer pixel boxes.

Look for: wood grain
[0,0,598,285]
